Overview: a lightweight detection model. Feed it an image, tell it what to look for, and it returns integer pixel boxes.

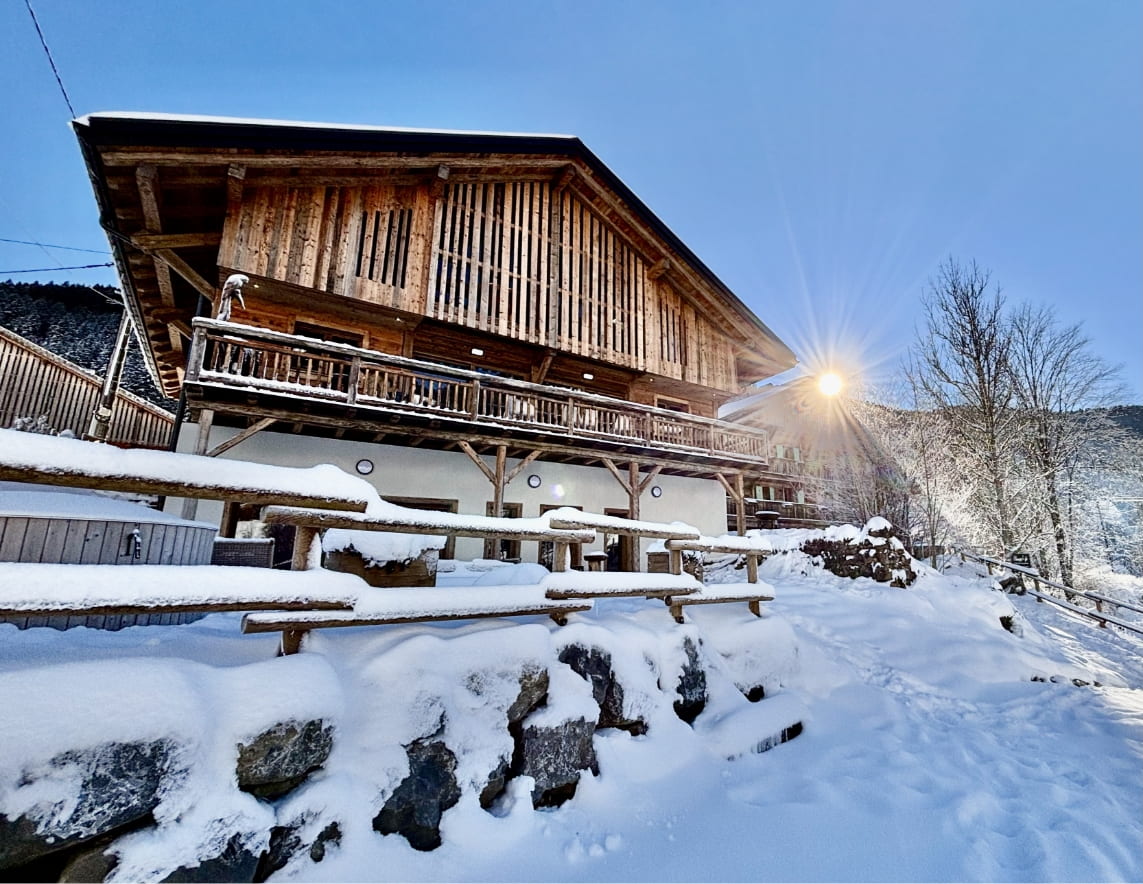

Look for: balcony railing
[186,319,773,463]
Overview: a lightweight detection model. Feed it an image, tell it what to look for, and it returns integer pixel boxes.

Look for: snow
[0,538,1140,880]
[0,563,364,611]
[0,428,377,507]
[0,483,212,526]
[77,112,577,143]
[322,528,445,566]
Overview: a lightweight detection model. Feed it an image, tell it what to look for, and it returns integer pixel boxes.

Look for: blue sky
[3,0,1140,401]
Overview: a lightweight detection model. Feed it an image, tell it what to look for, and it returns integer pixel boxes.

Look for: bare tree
[916,258,1020,555]
[1008,303,1123,585]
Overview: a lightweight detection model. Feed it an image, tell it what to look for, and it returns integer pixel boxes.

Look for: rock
[506,665,549,725]
[0,739,176,871]
[255,819,340,882]
[673,637,708,724]
[57,836,119,882]
[236,720,333,801]
[373,738,461,851]
[513,716,598,809]
[558,645,645,734]
[160,833,259,883]
[800,537,917,587]
[478,756,510,810]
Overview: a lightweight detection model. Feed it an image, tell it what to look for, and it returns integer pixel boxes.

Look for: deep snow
[1,548,1140,882]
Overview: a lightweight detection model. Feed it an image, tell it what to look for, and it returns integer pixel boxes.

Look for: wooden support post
[291,526,319,571]
[669,548,683,576]
[181,409,214,520]
[715,472,747,536]
[748,599,761,617]
[485,445,508,559]
[626,461,641,572]
[204,417,275,458]
[746,554,759,584]
[279,629,305,656]
[553,540,569,573]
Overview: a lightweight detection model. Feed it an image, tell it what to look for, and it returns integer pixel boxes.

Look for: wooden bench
[0,428,373,512]
[0,563,360,629]
[662,537,775,621]
[662,584,775,624]
[542,570,702,601]
[261,504,596,570]
[546,510,700,573]
[666,537,770,584]
[242,584,593,654]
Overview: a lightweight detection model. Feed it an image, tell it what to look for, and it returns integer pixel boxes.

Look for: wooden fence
[0,326,174,448]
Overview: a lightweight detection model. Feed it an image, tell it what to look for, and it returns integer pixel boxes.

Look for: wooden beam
[552,165,576,194]
[599,457,632,494]
[131,232,223,250]
[136,165,162,230]
[505,449,543,485]
[102,151,574,170]
[153,249,215,302]
[637,464,664,495]
[458,440,497,483]
[531,350,556,384]
[647,258,671,281]
[204,417,276,458]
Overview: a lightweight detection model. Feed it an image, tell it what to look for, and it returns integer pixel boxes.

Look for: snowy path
[294,564,1143,882]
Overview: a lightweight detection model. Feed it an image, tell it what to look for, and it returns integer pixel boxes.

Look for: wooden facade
[74,114,799,505]
[0,326,174,447]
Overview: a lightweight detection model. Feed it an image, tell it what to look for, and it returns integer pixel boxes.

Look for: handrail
[186,318,774,462]
[956,549,1143,638]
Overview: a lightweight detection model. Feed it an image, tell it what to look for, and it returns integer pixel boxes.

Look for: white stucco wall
[172,423,730,566]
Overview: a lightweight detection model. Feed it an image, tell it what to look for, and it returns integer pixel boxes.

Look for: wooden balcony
[184,319,774,475]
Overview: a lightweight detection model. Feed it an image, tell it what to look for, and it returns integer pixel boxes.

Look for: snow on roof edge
[74,112,578,142]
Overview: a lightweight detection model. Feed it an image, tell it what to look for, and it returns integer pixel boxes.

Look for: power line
[1,263,114,274]
[24,0,75,118]
[0,237,108,254]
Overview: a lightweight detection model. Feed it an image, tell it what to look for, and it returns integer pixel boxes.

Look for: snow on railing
[186,319,773,461]
[956,549,1143,638]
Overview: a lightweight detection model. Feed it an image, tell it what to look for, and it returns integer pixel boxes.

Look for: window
[485,502,522,561]
[655,396,691,414]
[293,321,364,348]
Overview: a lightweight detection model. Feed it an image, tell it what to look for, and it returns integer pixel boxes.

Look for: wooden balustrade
[0,326,174,448]
[189,319,773,463]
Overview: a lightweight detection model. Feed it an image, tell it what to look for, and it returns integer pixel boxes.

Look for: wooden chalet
[74,113,800,567]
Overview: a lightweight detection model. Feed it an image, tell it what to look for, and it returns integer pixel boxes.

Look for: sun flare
[818,372,844,397]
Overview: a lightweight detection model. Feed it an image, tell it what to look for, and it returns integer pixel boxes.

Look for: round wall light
[355,458,375,476]
[650,485,663,498]
[527,474,542,489]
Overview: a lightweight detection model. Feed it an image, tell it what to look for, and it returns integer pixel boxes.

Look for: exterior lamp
[527,474,542,488]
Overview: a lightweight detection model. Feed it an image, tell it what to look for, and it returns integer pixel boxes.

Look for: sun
[818,371,844,397]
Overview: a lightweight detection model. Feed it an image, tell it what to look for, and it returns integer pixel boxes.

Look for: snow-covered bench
[0,563,360,628]
[261,504,596,570]
[542,570,702,601]
[660,538,776,621]
[661,584,775,624]
[666,536,770,583]
[0,428,373,512]
[242,584,594,655]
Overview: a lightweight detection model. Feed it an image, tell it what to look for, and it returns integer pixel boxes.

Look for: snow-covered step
[542,570,701,600]
[0,563,361,618]
[663,582,776,623]
[242,583,593,654]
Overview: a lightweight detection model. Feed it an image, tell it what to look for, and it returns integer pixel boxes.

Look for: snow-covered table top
[0,429,374,511]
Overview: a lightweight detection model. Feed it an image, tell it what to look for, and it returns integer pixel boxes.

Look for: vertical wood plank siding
[225,180,739,392]
[0,327,174,447]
